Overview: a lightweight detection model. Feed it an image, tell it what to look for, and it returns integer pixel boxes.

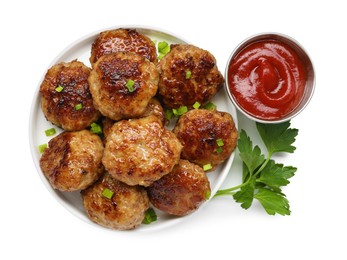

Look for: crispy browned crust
[40,60,100,131]
[88,52,159,121]
[81,173,149,230]
[147,160,210,216]
[39,130,104,191]
[157,44,224,109]
[90,28,157,65]
[102,115,182,186]
[173,109,238,170]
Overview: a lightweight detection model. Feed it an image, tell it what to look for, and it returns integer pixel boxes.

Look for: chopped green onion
[158,41,170,54]
[55,85,64,92]
[205,190,211,200]
[165,109,174,120]
[172,106,188,116]
[216,138,224,147]
[157,41,170,59]
[203,163,213,171]
[90,122,102,134]
[185,70,192,79]
[102,188,114,199]
[45,128,56,137]
[203,102,217,110]
[142,208,157,224]
[125,79,135,92]
[38,143,48,154]
[193,101,201,109]
[216,146,223,154]
[75,103,83,110]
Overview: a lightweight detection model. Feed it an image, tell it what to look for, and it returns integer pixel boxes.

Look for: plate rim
[28,25,238,232]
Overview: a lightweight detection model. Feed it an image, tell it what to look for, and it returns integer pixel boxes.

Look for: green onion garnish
[203,102,217,110]
[216,146,223,154]
[216,138,224,147]
[55,85,64,92]
[193,101,201,109]
[142,208,157,224]
[125,79,135,92]
[165,109,173,120]
[102,188,114,199]
[172,106,188,116]
[75,103,83,110]
[205,190,211,200]
[203,163,213,171]
[38,143,48,154]
[185,70,192,79]
[158,41,170,59]
[90,122,102,134]
[45,128,56,137]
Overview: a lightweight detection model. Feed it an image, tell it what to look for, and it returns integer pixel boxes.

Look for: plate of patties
[29,26,238,231]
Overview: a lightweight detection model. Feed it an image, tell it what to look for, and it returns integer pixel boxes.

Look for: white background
[1,0,345,259]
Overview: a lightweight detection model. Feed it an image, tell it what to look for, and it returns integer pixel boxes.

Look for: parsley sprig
[214,121,298,216]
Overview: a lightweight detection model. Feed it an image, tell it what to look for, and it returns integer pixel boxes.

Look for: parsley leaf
[214,120,299,216]
[254,188,291,216]
[256,121,298,154]
[238,130,265,174]
[233,177,255,209]
[256,160,296,192]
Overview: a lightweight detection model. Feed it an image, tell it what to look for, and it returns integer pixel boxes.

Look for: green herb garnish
[45,128,56,136]
[125,79,135,92]
[102,188,114,200]
[165,109,174,120]
[75,103,83,110]
[55,85,64,92]
[38,143,48,153]
[185,70,192,79]
[214,121,298,216]
[90,122,102,134]
[193,101,201,109]
[203,102,217,110]
[143,208,157,224]
[203,163,213,171]
[172,106,188,116]
[157,41,170,59]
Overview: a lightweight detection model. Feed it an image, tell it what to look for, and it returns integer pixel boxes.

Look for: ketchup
[228,39,307,120]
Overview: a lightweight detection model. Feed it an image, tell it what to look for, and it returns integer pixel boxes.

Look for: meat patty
[40,130,104,191]
[102,115,182,186]
[147,160,211,216]
[40,60,100,131]
[157,44,224,109]
[81,173,149,230]
[88,52,159,121]
[173,109,238,170]
[90,28,157,65]
[102,97,166,143]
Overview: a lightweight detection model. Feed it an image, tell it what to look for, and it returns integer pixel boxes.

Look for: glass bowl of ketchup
[225,33,315,123]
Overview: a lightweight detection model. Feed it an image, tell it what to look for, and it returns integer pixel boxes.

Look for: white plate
[29,25,238,231]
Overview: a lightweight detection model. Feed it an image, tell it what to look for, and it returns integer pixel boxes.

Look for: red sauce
[228,39,307,120]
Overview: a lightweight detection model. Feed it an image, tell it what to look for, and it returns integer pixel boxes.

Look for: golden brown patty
[157,44,224,109]
[147,160,211,216]
[88,52,159,121]
[40,130,104,191]
[81,173,149,230]
[173,109,238,170]
[101,97,166,143]
[90,28,157,65]
[40,60,100,131]
[102,115,182,187]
